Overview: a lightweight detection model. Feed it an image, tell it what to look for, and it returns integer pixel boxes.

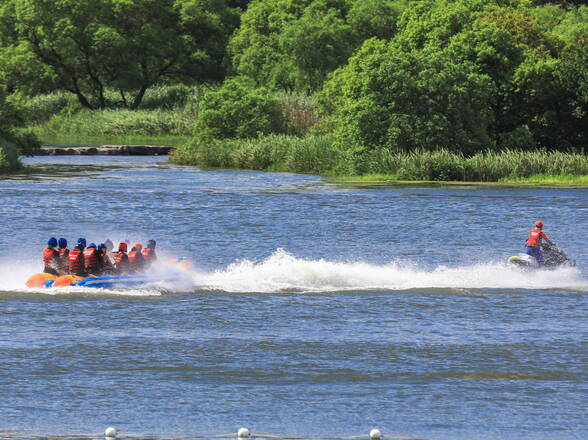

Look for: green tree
[0,0,240,109]
[323,40,494,168]
[229,0,408,91]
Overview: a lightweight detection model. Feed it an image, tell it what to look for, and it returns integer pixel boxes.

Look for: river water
[1,156,586,440]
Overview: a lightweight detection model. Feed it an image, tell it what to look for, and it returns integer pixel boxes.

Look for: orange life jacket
[83,248,99,269]
[113,251,129,272]
[141,248,156,262]
[43,247,59,269]
[68,249,84,274]
[128,250,144,272]
[526,228,548,247]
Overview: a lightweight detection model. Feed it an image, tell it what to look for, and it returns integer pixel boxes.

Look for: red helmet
[118,242,128,252]
[134,243,143,251]
[534,221,544,228]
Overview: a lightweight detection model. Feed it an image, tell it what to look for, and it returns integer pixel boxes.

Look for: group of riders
[43,237,157,277]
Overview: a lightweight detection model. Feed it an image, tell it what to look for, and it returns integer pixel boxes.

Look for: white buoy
[369,429,382,440]
[238,427,250,438]
[105,427,118,438]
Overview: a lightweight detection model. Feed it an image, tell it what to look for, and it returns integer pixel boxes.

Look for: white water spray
[2,249,586,295]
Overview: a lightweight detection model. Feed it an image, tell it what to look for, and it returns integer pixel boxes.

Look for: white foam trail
[2,249,586,295]
[200,249,588,293]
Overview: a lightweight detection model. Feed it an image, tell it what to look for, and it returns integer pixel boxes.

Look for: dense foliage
[0,0,241,109]
[317,0,588,171]
[0,85,39,170]
[229,0,407,91]
[1,0,587,178]
[194,77,291,139]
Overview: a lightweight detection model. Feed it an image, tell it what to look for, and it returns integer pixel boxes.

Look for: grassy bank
[21,86,318,145]
[172,135,588,184]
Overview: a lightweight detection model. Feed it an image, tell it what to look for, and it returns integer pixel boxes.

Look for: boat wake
[2,249,586,296]
[199,249,587,293]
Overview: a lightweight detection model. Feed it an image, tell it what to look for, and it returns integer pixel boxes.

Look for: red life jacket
[68,249,84,274]
[526,228,548,247]
[141,248,156,262]
[113,251,129,272]
[43,247,59,268]
[128,250,144,272]
[84,248,98,269]
[57,248,69,273]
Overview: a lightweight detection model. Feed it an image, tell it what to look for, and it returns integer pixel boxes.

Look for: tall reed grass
[25,85,318,140]
[173,135,588,182]
[35,108,195,137]
[172,134,339,174]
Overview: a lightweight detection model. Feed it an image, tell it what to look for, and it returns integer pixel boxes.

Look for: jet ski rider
[525,220,552,264]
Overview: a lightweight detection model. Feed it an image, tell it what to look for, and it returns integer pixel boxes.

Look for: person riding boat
[141,239,157,267]
[68,241,86,277]
[104,239,114,253]
[128,243,145,273]
[57,237,69,275]
[113,242,130,274]
[98,243,115,275]
[525,220,552,265]
[83,243,102,276]
[43,237,60,276]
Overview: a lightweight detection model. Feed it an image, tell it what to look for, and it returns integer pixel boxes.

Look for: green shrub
[9,91,77,125]
[195,77,291,139]
[138,84,214,111]
[0,138,22,171]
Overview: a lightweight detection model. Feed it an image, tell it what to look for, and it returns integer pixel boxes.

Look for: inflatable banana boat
[26,258,190,289]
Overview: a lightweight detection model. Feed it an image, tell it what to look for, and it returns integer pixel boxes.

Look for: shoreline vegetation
[2,0,587,183]
[170,134,588,185]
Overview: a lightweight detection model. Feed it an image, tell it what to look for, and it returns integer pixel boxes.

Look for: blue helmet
[58,238,67,248]
[87,243,96,249]
[47,237,58,247]
[77,238,86,248]
[98,243,106,250]
[147,239,156,249]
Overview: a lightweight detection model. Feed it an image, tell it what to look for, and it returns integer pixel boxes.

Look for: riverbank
[331,173,588,187]
[171,134,588,185]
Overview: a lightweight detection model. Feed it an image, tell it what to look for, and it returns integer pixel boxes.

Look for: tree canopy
[0,0,241,109]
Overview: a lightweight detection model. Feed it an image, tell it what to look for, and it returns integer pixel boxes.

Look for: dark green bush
[195,77,291,139]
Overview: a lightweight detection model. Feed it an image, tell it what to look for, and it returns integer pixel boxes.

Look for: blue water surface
[0,156,586,440]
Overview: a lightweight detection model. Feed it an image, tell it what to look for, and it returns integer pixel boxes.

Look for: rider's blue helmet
[87,243,96,249]
[47,237,58,247]
[58,237,67,248]
[77,238,86,248]
[98,243,106,250]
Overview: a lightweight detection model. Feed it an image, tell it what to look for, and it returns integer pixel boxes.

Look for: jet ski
[508,243,575,269]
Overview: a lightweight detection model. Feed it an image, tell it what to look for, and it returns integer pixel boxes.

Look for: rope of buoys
[1,428,429,440]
